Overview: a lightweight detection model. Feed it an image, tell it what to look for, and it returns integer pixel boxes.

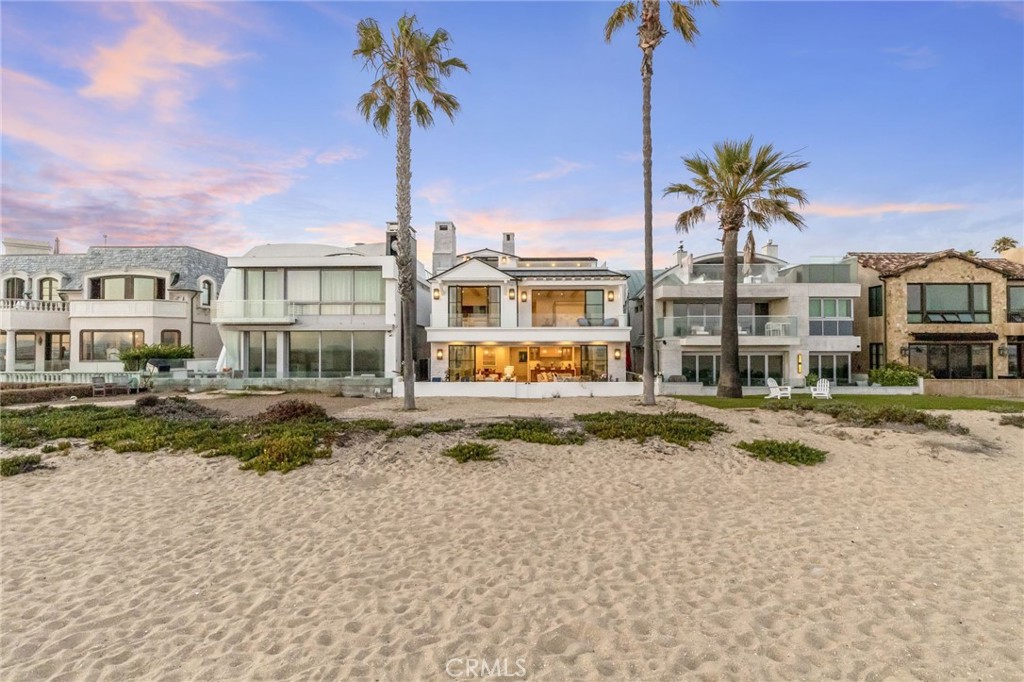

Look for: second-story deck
[657,315,799,341]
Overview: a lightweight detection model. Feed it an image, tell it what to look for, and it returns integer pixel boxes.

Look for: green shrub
[0,385,94,406]
[388,420,465,440]
[442,442,498,463]
[338,418,393,432]
[134,396,223,422]
[255,399,330,423]
[119,344,194,371]
[477,418,585,445]
[869,362,930,387]
[40,441,72,454]
[575,411,728,447]
[736,439,827,466]
[999,414,1024,429]
[804,373,818,386]
[1,454,44,477]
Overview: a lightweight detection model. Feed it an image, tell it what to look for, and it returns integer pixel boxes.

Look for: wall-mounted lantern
[613,349,622,360]
[998,344,1008,357]
[520,291,528,303]
[508,288,516,300]
[900,345,909,357]
[796,352,803,375]
[432,288,441,300]
[436,348,444,360]
[607,290,615,302]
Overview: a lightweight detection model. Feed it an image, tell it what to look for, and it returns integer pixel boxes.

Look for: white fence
[396,380,642,399]
[0,371,147,386]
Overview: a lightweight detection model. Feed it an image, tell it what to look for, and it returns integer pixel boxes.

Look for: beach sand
[1,396,1021,681]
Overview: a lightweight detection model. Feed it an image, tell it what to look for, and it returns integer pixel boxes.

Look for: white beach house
[643,242,862,388]
[211,227,429,393]
[0,239,226,375]
[426,223,630,383]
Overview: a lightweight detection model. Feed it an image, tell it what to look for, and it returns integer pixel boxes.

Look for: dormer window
[89,276,166,300]
[38,278,59,301]
[200,280,214,307]
[4,278,26,299]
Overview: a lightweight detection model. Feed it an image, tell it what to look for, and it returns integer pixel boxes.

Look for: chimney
[432,221,457,274]
[502,232,515,255]
[999,247,1024,265]
[760,239,779,259]
[676,241,688,266]
[2,238,52,255]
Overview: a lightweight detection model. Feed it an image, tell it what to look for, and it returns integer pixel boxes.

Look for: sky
[2,1,1022,270]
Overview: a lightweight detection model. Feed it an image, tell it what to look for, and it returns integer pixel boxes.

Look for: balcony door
[449,287,499,327]
[448,345,476,381]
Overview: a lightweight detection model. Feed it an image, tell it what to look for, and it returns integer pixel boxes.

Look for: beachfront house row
[211,226,430,390]
[426,223,630,382]
[643,242,862,387]
[849,249,1024,379]
[0,239,227,374]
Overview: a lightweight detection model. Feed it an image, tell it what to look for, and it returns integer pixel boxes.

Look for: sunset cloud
[314,146,366,165]
[526,158,588,181]
[804,201,968,218]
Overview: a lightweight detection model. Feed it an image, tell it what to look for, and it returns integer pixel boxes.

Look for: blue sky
[2,1,1022,269]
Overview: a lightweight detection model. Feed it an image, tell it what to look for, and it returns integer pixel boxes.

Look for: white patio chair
[811,378,832,399]
[764,377,791,399]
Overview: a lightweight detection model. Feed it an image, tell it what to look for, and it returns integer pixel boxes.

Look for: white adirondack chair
[765,377,791,399]
[811,378,832,399]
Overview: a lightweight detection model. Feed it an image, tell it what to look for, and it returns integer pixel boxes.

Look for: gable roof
[849,250,1024,279]
[428,256,509,282]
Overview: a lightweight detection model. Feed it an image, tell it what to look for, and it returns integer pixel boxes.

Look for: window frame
[88,276,166,301]
[869,343,885,370]
[907,283,991,324]
[160,330,182,346]
[868,286,883,317]
[79,330,145,361]
[1008,285,1024,323]
[809,297,854,336]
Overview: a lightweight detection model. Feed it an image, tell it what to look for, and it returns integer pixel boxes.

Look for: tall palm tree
[664,138,808,398]
[992,236,1019,254]
[354,15,468,410]
[605,1,715,406]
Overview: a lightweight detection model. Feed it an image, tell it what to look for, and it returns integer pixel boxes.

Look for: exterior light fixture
[998,344,1008,357]
[520,291,528,303]
[607,290,615,302]
[900,345,909,357]
[613,349,621,360]
[796,352,803,375]
[433,288,441,300]
[436,348,444,360]
[508,288,516,300]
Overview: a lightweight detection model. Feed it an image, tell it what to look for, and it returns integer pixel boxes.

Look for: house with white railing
[641,241,862,388]
[426,224,630,383]
[0,239,226,374]
[212,225,429,389]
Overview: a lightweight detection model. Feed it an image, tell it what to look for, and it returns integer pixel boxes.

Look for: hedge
[0,385,95,406]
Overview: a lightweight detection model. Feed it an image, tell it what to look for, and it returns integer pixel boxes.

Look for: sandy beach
[1,396,1021,681]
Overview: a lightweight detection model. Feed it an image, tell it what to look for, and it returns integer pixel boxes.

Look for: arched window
[38,278,59,301]
[3,278,25,299]
[200,279,214,307]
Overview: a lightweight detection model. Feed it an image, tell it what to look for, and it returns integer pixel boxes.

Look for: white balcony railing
[0,298,69,312]
[212,300,385,323]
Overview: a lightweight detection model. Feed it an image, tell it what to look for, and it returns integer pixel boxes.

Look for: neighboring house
[644,242,862,386]
[427,224,630,382]
[849,249,1024,379]
[212,226,430,383]
[0,239,227,373]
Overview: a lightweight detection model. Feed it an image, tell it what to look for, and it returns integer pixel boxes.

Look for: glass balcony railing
[683,262,856,284]
[449,313,500,327]
[657,315,798,338]
[690,264,780,283]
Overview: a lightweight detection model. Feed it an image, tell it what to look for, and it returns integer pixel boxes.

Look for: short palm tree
[605,0,716,406]
[664,138,808,398]
[354,15,468,410]
[992,236,1019,254]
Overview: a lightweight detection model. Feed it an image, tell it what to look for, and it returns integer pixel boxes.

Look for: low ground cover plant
[442,442,498,463]
[0,399,390,475]
[999,414,1024,428]
[736,439,827,466]
[0,385,94,406]
[575,411,728,447]
[477,418,586,445]
[0,454,44,477]
[762,400,968,435]
[388,420,465,440]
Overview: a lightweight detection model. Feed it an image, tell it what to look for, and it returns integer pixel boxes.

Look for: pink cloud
[314,147,366,165]
[416,179,455,206]
[526,158,588,181]
[804,201,968,218]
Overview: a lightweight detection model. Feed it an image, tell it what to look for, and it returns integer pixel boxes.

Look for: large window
[1009,286,1024,323]
[580,346,608,381]
[0,332,36,371]
[450,286,500,327]
[284,268,385,315]
[869,343,885,370]
[680,353,784,386]
[808,353,851,385]
[39,278,59,301]
[809,298,854,335]
[45,332,70,371]
[907,283,990,323]
[286,331,386,378]
[245,331,278,378]
[868,286,883,317]
[4,278,25,299]
[160,330,181,346]
[908,343,991,379]
[88,276,165,300]
[532,290,603,327]
[80,330,144,361]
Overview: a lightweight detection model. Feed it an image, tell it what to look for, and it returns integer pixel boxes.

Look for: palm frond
[604,1,638,42]
[667,1,700,43]
[674,206,706,233]
[412,99,434,128]
[371,100,392,134]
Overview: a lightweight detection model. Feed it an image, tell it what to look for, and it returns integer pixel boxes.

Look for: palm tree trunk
[718,224,742,398]
[396,78,416,410]
[640,40,656,405]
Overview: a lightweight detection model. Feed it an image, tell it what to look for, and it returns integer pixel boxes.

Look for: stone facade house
[849,250,1024,379]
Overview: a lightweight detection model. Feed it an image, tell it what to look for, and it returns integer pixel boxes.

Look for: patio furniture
[602,318,618,327]
[91,375,107,397]
[577,318,590,326]
[765,378,791,399]
[811,378,832,400]
[690,326,709,336]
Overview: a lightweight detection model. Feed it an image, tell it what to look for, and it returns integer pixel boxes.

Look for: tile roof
[849,250,1024,279]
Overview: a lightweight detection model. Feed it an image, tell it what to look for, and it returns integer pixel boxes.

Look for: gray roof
[622,268,668,299]
[501,268,626,280]
[0,246,227,292]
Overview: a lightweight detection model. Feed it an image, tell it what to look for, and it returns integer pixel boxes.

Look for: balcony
[691,264,781,283]
[657,315,799,338]
[70,299,188,319]
[212,300,386,325]
[449,313,500,327]
[1,298,70,331]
